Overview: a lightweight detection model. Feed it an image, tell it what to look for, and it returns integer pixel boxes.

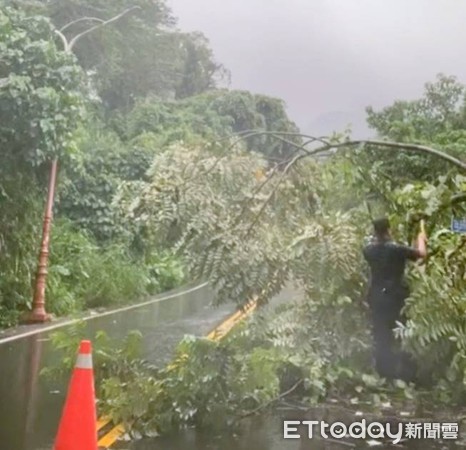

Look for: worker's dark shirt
[363,239,420,290]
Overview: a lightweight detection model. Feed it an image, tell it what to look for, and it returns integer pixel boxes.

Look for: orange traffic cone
[54,340,97,450]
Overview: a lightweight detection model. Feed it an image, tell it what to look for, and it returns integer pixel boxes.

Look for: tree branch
[244,151,307,237]
[173,132,466,253]
[237,379,303,419]
[308,139,466,171]
[451,192,466,204]
[229,131,466,172]
[54,29,69,52]
[302,135,332,147]
[60,17,104,32]
[267,133,313,156]
[233,154,296,225]
[68,6,141,51]
[234,129,329,145]
[226,133,466,239]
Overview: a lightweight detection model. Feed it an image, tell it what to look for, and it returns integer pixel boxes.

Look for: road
[0,283,234,450]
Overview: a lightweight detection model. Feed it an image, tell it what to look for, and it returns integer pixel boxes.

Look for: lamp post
[21,6,140,325]
[23,159,58,323]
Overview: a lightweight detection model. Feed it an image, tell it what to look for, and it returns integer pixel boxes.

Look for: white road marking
[0,283,209,345]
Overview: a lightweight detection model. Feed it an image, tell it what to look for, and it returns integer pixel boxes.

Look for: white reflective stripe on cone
[75,354,93,369]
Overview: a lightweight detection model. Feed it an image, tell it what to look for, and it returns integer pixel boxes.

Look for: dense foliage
[0,6,86,325]
[0,0,303,326]
[0,0,224,325]
[117,90,301,160]
[5,0,466,439]
[44,73,466,436]
[357,74,466,185]
[5,0,228,110]
[46,149,419,435]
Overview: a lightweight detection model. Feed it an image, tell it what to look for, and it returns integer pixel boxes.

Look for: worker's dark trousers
[368,284,417,382]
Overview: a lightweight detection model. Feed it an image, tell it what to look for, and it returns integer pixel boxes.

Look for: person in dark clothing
[363,217,427,382]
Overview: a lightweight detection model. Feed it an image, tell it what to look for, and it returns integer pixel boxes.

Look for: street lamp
[23,160,57,323]
[22,7,140,324]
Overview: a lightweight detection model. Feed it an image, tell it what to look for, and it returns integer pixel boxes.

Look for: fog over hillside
[167,0,466,139]
[305,110,373,139]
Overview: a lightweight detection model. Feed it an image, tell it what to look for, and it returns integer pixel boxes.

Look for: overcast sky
[167,0,466,138]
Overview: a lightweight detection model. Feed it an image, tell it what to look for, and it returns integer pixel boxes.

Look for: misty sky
[167,0,466,138]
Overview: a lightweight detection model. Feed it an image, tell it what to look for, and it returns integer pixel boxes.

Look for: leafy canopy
[360,74,466,184]
[8,0,229,111]
[0,6,86,170]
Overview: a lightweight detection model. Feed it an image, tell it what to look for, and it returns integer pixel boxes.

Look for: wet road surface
[127,408,464,450]
[0,283,234,450]
[121,285,464,450]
